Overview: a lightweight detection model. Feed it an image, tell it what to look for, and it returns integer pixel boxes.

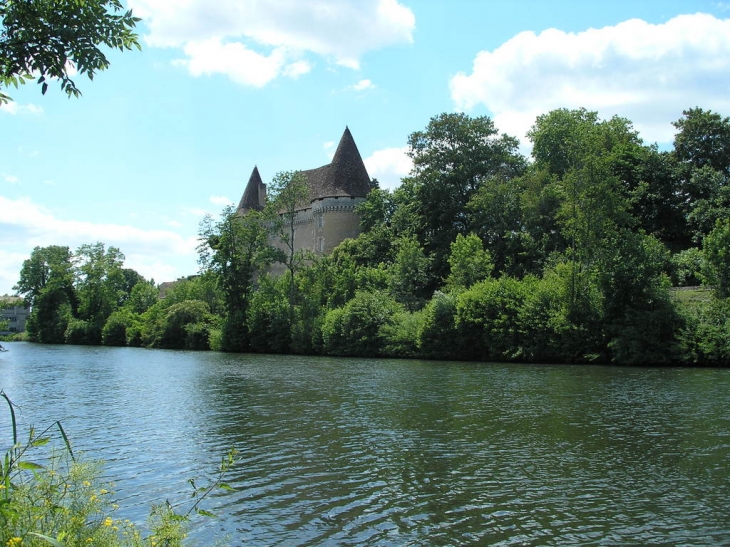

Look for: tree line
[12,107,730,365]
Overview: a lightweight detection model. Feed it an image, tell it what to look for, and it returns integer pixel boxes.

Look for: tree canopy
[11,107,730,366]
[0,0,140,104]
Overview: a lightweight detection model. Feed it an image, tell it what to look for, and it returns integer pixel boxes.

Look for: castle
[237,127,373,262]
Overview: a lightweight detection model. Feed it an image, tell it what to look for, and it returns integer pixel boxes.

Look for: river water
[0,342,728,546]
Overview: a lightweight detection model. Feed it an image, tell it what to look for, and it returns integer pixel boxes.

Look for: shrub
[0,392,235,547]
[321,290,404,357]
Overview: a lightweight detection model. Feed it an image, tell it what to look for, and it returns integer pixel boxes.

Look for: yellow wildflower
[6,538,22,547]
[83,481,91,487]
[103,517,113,527]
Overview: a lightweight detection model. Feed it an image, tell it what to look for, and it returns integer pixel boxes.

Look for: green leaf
[196,508,217,518]
[17,461,44,471]
[28,533,66,547]
[31,437,50,447]
[218,482,235,491]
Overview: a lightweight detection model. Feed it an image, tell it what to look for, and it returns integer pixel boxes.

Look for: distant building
[237,127,372,265]
[1,297,30,334]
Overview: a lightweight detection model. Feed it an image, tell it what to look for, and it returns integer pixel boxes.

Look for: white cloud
[130,0,414,84]
[363,146,412,190]
[450,13,730,147]
[1,102,43,115]
[209,195,234,206]
[351,79,375,91]
[0,196,199,294]
[3,174,20,184]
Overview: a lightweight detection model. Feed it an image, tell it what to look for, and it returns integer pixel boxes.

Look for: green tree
[673,107,730,177]
[199,205,275,351]
[73,242,126,343]
[445,233,493,291]
[267,170,312,337]
[702,219,730,298]
[417,291,458,359]
[0,0,141,104]
[528,109,638,308]
[321,290,404,357]
[14,245,76,343]
[405,112,525,283]
[159,300,213,350]
[389,236,430,310]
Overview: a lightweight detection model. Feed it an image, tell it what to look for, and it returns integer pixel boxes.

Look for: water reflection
[1,343,729,546]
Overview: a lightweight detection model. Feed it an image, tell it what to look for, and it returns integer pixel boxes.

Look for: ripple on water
[1,345,729,546]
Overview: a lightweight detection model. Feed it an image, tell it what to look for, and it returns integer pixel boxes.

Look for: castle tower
[237,166,266,213]
[236,128,372,266]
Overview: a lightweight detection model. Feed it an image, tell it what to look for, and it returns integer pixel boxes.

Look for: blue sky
[2,0,730,295]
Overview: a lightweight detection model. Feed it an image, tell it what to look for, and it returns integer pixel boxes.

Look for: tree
[527,109,639,308]
[405,112,525,283]
[702,219,730,298]
[198,205,275,351]
[389,236,430,310]
[267,170,311,334]
[14,245,76,343]
[73,242,126,343]
[445,233,493,291]
[673,107,730,177]
[0,0,141,104]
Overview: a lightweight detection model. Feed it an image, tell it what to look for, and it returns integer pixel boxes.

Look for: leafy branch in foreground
[0,0,141,104]
[0,391,237,547]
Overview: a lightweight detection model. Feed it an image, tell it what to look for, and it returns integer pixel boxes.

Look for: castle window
[317,215,324,229]
[317,237,325,252]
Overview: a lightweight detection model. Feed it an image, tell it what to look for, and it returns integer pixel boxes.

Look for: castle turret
[302,127,371,202]
[237,166,266,213]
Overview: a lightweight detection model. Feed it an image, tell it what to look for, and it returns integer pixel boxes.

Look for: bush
[321,290,404,357]
[64,318,98,345]
[247,276,290,353]
[455,277,529,361]
[417,291,459,359]
[0,393,235,547]
[678,298,730,365]
[102,311,133,346]
[159,300,213,350]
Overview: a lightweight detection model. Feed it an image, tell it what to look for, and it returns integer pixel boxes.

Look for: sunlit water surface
[1,342,728,546]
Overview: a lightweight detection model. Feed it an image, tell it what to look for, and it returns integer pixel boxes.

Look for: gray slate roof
[301,127,372,201]
[237,128,371,213]
[238,166,266,212]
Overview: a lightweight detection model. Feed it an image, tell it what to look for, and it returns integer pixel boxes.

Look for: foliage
[0,392,235,547]
[454,277,531,361]
[13,106,730,365]
[417,291,459,360]
[389,236,430,310]
[405,112,525,283]
[74,243,127,344]
[678,298,730,365]
[671,247,704,287]
[701,219,730,298]
[267,171,312,339]
[0,0,141,104]
[321,291,404,357]
[14,246,76,343]
[246,275,290,354]
[445,233,493,291]
[158,300,213,350]
[101,310,133,346]
[198,206,275,351]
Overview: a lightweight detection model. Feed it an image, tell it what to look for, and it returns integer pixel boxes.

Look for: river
[0,342,728,546]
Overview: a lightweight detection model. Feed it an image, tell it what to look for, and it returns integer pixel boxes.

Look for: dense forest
[11,108,730,365]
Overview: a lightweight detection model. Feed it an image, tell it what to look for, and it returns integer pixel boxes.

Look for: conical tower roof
[302,127,372,201]
[237,166,266,212]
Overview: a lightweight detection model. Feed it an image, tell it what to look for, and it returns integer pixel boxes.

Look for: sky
[2,0,730,295]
